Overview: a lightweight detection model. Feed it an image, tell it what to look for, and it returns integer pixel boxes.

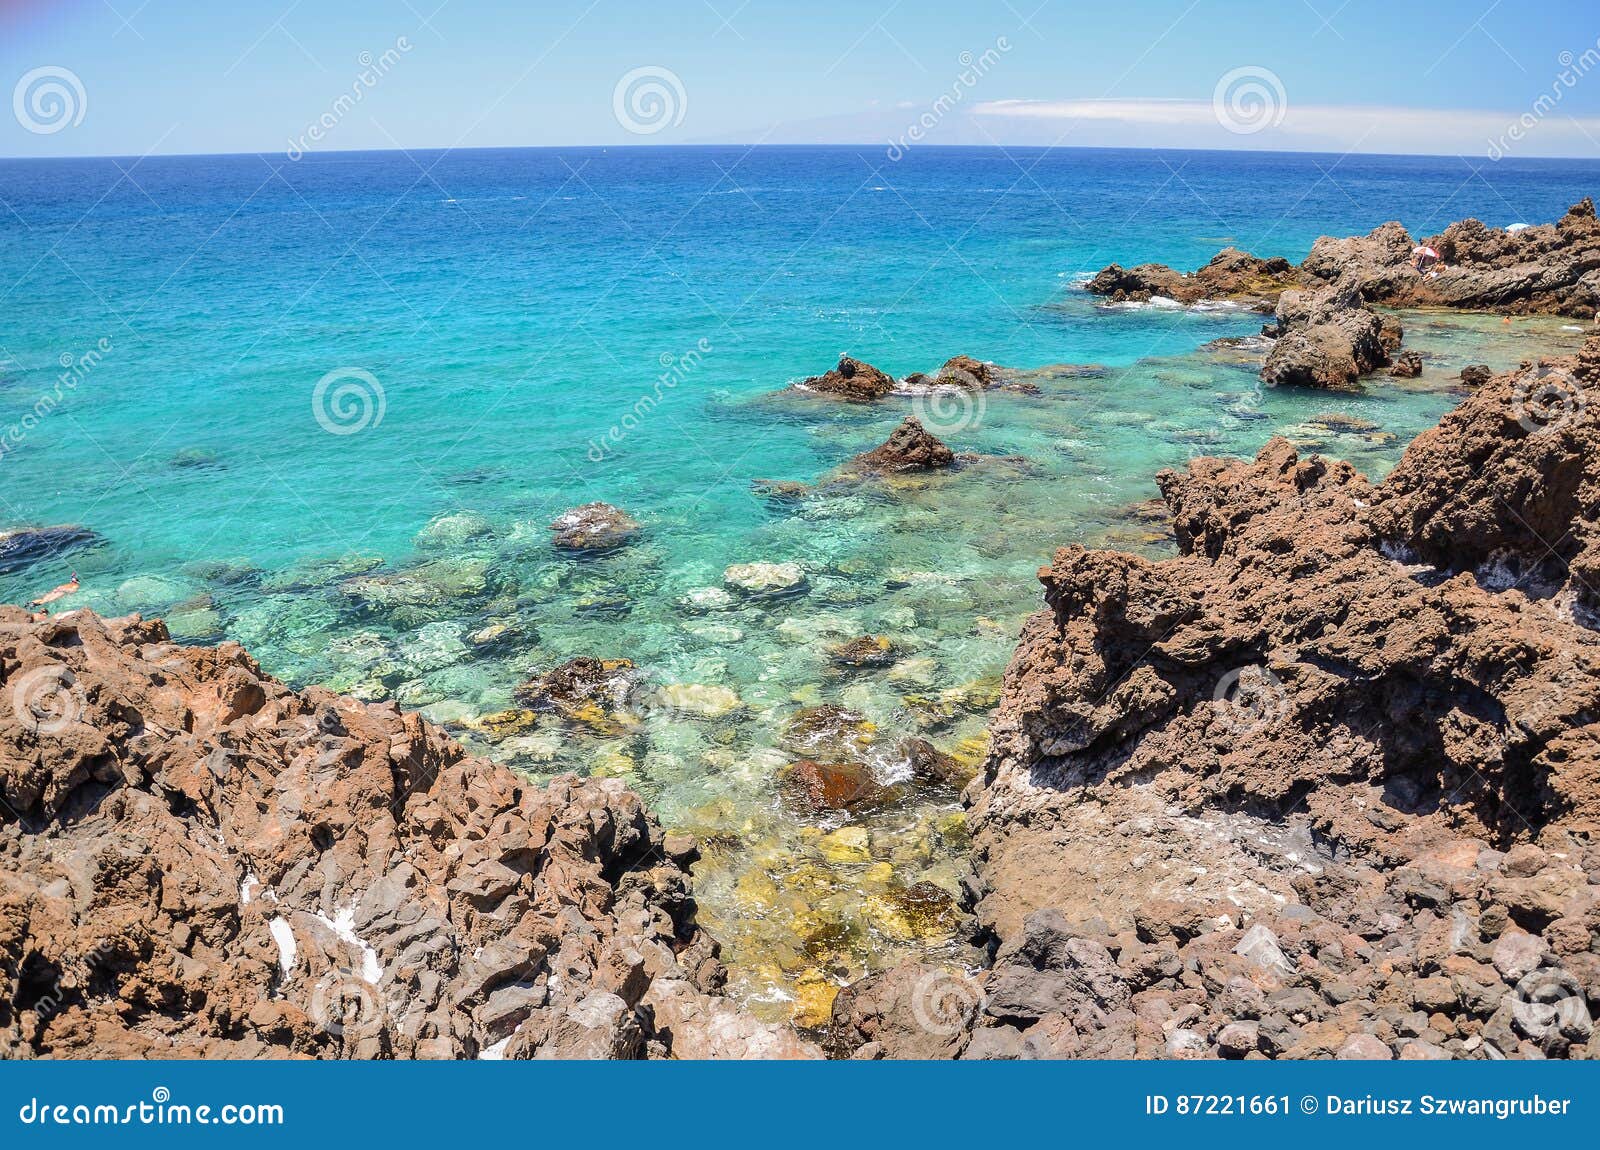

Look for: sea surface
[2,145,1597,1022]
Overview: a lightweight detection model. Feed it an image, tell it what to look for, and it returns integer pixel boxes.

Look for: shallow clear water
[1,146,1595,1023]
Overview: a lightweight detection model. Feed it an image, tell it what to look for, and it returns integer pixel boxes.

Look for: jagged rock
[931,355,998,389]
[1097,200,1600,320]
[844,417,956,476]
[1086,248,1302,308]
[827,962,980,1059]
[549,503,640,552]
[1389,350,1423,378]
[1368,339,1600,615]
[1461,364,1494,387]
[928,348,1600,1061]
[0,609,813,1059]
[1261,277,1392,389]
[795,356,896,402]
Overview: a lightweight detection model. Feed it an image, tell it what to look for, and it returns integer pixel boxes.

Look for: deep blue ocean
[3,144,1597,1014]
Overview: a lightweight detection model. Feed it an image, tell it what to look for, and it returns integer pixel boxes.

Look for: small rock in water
[828,634,897,668]
[794,355,895,402]
[416,510,495,548]
[724,561,807,599]
[679,586,737,613]
[653,683,744,719]
[550,502,641,553]
[780,759,887,813]
[1388,349,1423,378]
[817,826,872,864]
[1460,363,1493,387]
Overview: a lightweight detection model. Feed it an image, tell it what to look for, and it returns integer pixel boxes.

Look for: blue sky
[2,0,1599,157]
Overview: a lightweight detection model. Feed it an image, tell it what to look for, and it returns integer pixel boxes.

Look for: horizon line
[5,140,1600,164]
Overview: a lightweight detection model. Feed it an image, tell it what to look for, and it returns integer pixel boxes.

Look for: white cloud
[969,98,1600,158]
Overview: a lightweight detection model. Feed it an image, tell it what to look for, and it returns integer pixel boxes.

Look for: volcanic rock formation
[832,340,1600,1060]
[0,609,815,1059]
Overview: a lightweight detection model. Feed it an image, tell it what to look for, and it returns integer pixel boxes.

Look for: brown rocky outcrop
[1261,277,1395,390]
[1086,248,1304,309]
[0,609,816,1059]
[1090,199,1600,319]
[843,417,956,475]
[834,342,1600,1060]
[549,502,641,552]
[796,355,897,402]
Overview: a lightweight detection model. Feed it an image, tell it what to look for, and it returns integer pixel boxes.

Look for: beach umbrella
[1413,245,1439,258]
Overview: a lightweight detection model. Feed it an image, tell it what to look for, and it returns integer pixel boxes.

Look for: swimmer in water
[29,572,80,607]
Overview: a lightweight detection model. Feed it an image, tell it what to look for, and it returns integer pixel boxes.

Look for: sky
[1,0,1599,158]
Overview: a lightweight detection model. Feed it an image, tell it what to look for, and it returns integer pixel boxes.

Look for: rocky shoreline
[830,339,1600,1060]
[0,608,816,1058]
[5,207,1599,1060]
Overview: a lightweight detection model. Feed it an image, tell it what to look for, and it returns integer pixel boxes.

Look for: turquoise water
[2,146,1596,1020]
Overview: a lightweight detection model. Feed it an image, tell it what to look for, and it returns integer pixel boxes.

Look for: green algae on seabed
[3,310,1587,1029]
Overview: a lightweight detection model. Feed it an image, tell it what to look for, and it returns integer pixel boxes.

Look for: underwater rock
[780,704,878,758]
[794,355,896,402]
[162,596,225,643]
[259,553,384,593]
[550,502,641,553]
[341,557,492,615]
[678,586,737,613]
[724,561,808,599]
[861,881,961,942]
[817,826,872,865]
[779,759,892,814]
[900,737,973,789]
[652,683,744,719]
[0,525,101,576]
[828,634,898,668]
[415,511,494,549]
[114,572,195,614]
[513,656,642,734]
[465,618,534,655]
